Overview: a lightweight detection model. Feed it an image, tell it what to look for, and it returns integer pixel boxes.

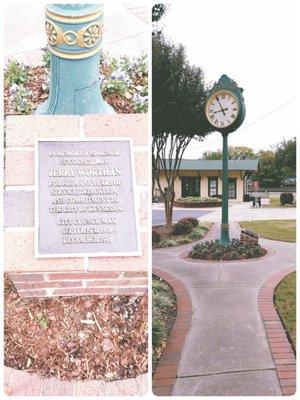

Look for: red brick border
[7,271,147,298]
[259,267,296,396]
[152,267,192,396]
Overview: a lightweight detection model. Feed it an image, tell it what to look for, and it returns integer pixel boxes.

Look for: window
[228,178,237,199]
[208,177,218,197]
[181,177,200,197]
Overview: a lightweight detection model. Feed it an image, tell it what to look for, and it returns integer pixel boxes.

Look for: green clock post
[205,75,246,243]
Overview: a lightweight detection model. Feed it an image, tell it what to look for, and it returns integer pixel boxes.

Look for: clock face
[206,90,239,129]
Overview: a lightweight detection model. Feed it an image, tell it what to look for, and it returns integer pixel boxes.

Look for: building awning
[160,159,259,171]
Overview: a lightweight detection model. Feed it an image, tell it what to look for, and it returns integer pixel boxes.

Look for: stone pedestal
[4,114,148,298]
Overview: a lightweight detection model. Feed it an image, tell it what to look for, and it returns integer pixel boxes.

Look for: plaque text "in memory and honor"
[36,140,140,257]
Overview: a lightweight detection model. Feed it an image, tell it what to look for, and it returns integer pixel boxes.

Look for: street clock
[205,75,246,134]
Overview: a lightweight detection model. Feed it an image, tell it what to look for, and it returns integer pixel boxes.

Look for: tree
[274,137,296,177]
[251,150,284,187]
[152,33,212,228]
[152,4,167,22]
[202,146,256,160]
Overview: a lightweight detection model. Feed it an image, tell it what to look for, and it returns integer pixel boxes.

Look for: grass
[274,272,296,351]
[152,276,177,372]
[153,222,211,248]
[263,196,296,208]
[240,220,296,242]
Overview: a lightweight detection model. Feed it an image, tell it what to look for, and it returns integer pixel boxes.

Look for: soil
[4,277,148,381]
[4,66,135,116]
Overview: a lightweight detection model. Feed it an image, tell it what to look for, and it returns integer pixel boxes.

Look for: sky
[161,0,297,158]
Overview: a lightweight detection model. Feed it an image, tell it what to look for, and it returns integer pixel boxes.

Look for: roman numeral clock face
[206,91,239,129]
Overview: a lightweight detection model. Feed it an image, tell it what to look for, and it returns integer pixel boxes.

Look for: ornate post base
[36,4,114,116]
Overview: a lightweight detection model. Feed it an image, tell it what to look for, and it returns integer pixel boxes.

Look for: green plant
[9,85,32,114]
[188,229,204,240]
[177,196,221,203]
[177,238,190,245]
[158,239,177,247]
[280,192,294,205]
[152,228,162,244]
[152,276,176,369]
[172,218,194,235]
[189,238,264,261]
[4,59,28,85]
[36,312,48,329]
[179,217,199,227]
[42,49,51,68]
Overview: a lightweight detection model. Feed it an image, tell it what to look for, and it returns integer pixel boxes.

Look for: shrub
[152,228,161,244]
[158,239,177,248]
[177,238,191,245]
[177,196,221,203]
[188,229,204,240]
[172,220,193,235]
[280,192,294,205]
[189,238,264,261]
[178,217,199,228]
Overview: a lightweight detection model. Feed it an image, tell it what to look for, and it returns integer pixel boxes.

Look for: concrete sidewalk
[153,223,296,395]
[4,3,148,66]
[198,202,296,222]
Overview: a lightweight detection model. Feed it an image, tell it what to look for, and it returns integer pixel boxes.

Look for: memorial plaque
[36,139,140,257]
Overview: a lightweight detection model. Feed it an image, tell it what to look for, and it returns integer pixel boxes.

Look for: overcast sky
[161,0,297,158]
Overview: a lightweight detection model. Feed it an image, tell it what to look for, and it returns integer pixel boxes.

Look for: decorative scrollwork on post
[77,23,103,48]
[46,20,103,49]
[45,20,64,46]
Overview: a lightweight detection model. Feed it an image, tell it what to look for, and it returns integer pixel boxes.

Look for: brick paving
[4,368,147,396]
[152,268,192,395]
[152,222,296,396]
[259,268,296,396]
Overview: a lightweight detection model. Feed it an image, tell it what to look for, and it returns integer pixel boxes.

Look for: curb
[258,267,296,396]
[152,267,192,396]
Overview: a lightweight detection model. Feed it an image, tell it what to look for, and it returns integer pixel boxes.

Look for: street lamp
[205,75,246,243]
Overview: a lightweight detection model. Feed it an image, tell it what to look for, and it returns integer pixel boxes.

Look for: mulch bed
[4,66,135,116]
[4,277,147,381]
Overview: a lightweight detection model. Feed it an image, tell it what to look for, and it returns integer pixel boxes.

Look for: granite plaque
[36,139,140,257]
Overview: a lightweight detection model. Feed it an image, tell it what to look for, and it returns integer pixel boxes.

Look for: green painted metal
[205,74,246,243]
[36,4,114,116]
[220,133,230,243]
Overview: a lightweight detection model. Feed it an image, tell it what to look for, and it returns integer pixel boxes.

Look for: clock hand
[216,96,225,115]
[214,108,228,114]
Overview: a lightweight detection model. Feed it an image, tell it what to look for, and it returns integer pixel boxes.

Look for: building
[155,159,259,202]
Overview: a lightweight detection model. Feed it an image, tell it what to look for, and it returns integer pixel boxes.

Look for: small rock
[85,300,93,309]
[4,385,13,396]
[86,312,93,319]
[75,359,81,367]
[102,338,114,352]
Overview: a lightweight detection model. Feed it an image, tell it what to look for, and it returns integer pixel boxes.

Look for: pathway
[4,367,147,396]
[153,222,296,395]
[198,202,296,222]
[152,209,214,226]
